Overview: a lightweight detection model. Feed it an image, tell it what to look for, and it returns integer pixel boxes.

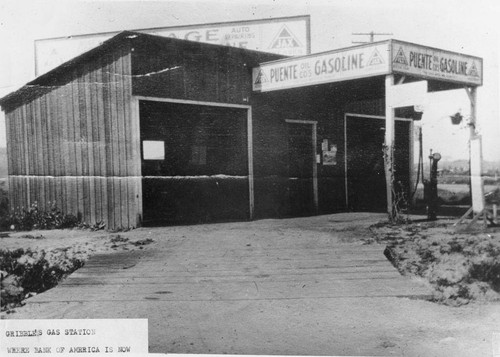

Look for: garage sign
[35,15,310,76]
[253,42,390,92]
[391,40,482,86]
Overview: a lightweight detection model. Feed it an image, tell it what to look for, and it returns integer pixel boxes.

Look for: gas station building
[0,30,483,229]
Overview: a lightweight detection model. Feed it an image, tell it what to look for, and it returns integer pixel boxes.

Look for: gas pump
[424,150,441,220]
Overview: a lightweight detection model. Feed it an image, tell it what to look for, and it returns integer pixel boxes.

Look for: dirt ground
[2,213,500,356]
[371,218,500,306]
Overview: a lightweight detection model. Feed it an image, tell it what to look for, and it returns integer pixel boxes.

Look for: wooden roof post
[465,86,477,139]
[247,107,255,220]
[385,74,396,221]
[465,86,485,215]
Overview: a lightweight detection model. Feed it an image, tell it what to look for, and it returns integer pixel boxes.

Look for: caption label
[0,319,148,355]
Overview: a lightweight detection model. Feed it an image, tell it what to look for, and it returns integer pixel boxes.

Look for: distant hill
[440,160,500,173]
[416,159,500,175]
[480,161,500,173]
[440,160,469,169]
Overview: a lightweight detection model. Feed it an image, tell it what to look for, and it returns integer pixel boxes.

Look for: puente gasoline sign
[253,39,482,92]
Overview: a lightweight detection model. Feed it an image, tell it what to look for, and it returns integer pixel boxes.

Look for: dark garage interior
[140,100,250,224]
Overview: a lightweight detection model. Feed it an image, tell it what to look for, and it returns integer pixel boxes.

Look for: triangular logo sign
[254,70,268,85]
[468,61,479,77]
[368,48,384,66]
[393,46,408,65]
[269,25,301,49]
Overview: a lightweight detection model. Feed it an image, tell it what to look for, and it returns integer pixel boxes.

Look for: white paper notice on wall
[0,319,148,356]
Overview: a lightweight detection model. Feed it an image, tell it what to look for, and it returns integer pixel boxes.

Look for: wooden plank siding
[3,45,140,230]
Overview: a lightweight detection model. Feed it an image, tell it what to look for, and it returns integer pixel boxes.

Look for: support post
[465,86,477,139]
[247,107,254,220]
[385,75,396,220]
[456,86,487,230]
[465,86,485,215]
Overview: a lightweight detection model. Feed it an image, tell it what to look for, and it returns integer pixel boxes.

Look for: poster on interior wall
[322,145,337,165]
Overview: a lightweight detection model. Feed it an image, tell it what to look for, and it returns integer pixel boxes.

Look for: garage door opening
[139,99,251,225]
[286,120,318,216]
[345,114,411,212]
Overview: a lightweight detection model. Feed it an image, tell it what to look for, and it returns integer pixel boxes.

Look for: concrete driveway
[6,213,500,356]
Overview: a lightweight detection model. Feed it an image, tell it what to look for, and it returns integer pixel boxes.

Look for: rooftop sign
[253,42,390,92]
[35,15,310,76]
[253,40,483,92]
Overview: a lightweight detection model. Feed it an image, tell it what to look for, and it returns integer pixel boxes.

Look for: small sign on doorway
[322,141,337,166]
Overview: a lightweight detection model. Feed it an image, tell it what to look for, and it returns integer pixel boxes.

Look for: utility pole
[352,31,393,44]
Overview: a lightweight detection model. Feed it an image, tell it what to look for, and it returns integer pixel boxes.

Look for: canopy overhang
[252,39,484,220]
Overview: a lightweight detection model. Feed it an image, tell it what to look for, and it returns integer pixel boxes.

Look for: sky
[0,0,499,162]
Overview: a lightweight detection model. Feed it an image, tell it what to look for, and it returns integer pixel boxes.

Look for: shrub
[7,202,81,231]
[0,248,84,310]
[0,181,9,230]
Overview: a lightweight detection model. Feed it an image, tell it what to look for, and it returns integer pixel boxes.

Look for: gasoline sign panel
[253,42,390,92]
[391,40,482,86]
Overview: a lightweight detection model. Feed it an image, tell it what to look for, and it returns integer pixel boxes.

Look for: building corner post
[385,74,396,220]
